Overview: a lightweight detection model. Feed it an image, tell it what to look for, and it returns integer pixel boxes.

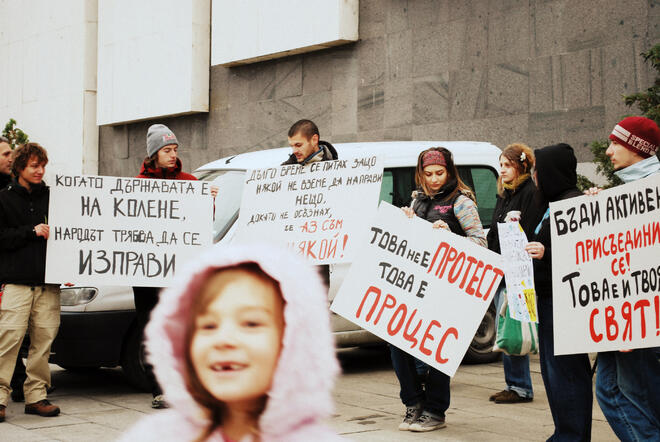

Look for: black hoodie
[532,143,582,296]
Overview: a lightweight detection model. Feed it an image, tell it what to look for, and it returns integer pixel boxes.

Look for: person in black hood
[0,136,12,190]
[524,143,593,441]
[0,143,61,422]
[282,119,338,166]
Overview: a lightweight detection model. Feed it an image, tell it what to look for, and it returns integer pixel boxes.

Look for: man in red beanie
[596,116,660,441]
[606,116,660,175]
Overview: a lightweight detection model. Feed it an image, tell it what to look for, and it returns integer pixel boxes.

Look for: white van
[50,141,501,390]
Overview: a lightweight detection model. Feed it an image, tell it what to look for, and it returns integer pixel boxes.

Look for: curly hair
[11,142,48,176]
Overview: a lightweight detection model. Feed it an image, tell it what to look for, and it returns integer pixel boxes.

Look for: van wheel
[463,301,501,364]
[120,325,152,392]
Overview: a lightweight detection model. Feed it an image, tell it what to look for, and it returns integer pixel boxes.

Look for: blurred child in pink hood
[119,244,343,442]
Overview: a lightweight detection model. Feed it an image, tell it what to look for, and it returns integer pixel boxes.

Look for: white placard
[331,202,504,376]
[497,222,538,322]
[233,156,384,264]
[45,175,214,287]
[550,174,660,354]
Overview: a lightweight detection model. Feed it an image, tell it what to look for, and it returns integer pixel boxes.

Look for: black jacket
[282,140,338,165]
[0,180,50,284]
[486,177,545,254]
[531,143,582,297]
[411,179,467,237]
[0,172,11,190]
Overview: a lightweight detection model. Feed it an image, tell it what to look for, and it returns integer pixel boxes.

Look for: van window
[380,166,497,228]
[459,167,498,229]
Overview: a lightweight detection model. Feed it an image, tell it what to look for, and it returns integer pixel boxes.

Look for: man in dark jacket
[282,119,338,166]
[0,136,11,190]
[282,120,338,288]
[0,143,60,422]
[0,136,28,402]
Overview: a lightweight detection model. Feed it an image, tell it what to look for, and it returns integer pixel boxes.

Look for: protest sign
[550,174,660,354]
[45,175,213,287]
[233,155,384,264]
[497,222,537,322]
[330,202,504,376]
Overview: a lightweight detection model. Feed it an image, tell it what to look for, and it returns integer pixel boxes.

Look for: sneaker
[0,404,5,422]
[409,411,446,432]
[25,399,60,417]
[398,405,422,431]
[494,390,533,404]
[151,394,169,409]
[489,389,508,401]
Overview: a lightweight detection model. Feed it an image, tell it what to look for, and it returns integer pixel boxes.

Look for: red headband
[422,150,446,168]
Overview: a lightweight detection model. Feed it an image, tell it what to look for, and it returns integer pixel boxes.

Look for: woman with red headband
[393,147,486,433]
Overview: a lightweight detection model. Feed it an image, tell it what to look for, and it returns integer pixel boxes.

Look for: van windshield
[197,170,246,242]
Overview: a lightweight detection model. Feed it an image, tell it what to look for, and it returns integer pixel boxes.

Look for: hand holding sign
[525,241,545,260]
[34,223,50,239]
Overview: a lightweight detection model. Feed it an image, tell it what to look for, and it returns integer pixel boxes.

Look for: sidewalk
[0,349,617,441]
[331,349,616,441]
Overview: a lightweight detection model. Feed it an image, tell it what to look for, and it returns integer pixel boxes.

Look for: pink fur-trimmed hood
[119,244,342,442]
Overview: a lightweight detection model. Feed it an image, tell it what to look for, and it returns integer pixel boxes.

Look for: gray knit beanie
[146,124,178,157]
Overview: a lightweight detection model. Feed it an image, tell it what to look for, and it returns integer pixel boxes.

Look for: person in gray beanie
[138,124,196,180]
[135,123,196,408]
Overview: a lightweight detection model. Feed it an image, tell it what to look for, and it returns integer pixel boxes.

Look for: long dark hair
[414,147,475,202]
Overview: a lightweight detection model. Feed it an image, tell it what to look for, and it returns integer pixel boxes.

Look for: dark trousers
[389,345,450,417]
[133,286,162,397]
[538,295,593,441]
[10,353,26,392]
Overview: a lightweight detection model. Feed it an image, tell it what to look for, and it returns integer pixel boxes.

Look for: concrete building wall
[96,0,210,125]
[99,0,660,179]
[0,0,98,179]
[212,0,359,66]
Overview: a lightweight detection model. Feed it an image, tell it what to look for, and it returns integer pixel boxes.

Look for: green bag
[492,296,539,356]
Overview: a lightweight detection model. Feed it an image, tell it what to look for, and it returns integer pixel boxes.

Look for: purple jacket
[119,244,343,442]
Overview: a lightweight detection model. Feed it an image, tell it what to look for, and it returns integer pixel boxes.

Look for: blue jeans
[494,287,533,398]
[537,295,593,441]
[389,345,450,417]
[596,349,660,441]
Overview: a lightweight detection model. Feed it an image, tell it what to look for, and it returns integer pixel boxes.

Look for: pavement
[0,348,618,441]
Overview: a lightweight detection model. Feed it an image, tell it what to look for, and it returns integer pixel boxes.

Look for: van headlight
[60,287,98,306]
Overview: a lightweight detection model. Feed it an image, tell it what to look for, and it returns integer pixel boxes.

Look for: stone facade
[99,0,660,176]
